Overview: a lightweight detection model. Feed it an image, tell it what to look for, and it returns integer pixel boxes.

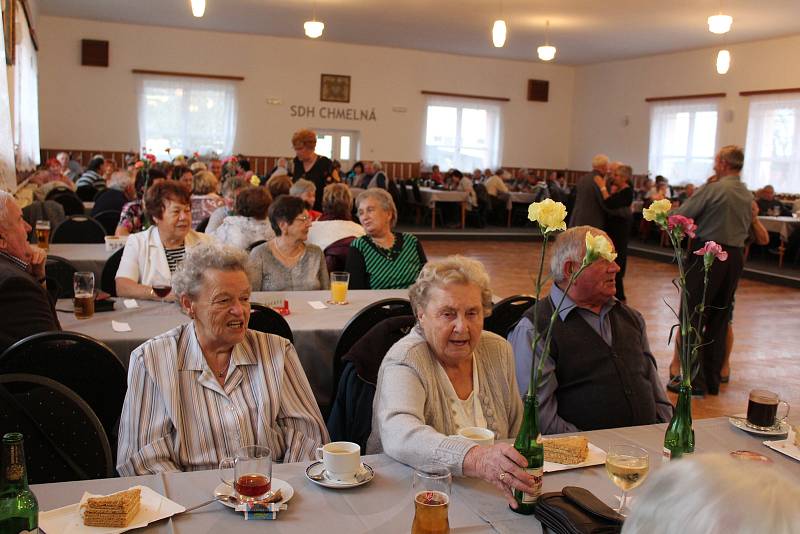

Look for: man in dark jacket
[91,171,135,216]
[0,192,60,353]
[568,154,610,228]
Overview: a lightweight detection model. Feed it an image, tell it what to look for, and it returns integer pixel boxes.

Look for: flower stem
[527,233,549,397]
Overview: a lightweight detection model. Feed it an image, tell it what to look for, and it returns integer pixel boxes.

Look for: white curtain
[423,95,502,171]
[0,9,16,190]
[13,0,40,171]
[136,75,238,161]
[743,94,800,193]
[648,100,718,185]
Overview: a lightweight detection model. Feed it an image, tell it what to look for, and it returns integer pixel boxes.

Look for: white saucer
[214,478,293,509]
[305,461,374,488]
[729,415,790,437]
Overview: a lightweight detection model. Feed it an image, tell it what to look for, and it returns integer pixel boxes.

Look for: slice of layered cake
[542,436,589,465]
[81,487,141,527]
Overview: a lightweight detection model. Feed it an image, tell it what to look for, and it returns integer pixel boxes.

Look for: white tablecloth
[32,417,800,533]
[417,187,468,208]
[505,192,536,211]
[57,289,409,406]
[759,215,800,241]
[47,243,115,281]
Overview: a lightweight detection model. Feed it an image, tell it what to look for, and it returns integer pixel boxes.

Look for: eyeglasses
[295,215,311,223]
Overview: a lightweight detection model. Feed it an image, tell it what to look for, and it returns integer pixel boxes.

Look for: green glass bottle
[0,433,38,534]
[663,383,695,461]
[511,394,544,515]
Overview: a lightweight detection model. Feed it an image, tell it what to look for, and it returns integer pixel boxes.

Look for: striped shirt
[164,246,186,273]
[75,170,105,190]
[116,323,329,476]
[349,232,426,289]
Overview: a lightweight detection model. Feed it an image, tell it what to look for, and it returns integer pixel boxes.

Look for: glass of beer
[605,443,649,515]
[219,445,273,503]
[73,272,95,320]
[411,465,451,534]
[329,271,350,305]
[35,220,50,250]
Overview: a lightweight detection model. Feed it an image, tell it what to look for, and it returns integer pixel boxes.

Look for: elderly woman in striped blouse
[345,188,427,289]
[116,243,328,476]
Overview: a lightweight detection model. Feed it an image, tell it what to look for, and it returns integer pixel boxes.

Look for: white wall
[37,16,575,168]
[569,34,800,176]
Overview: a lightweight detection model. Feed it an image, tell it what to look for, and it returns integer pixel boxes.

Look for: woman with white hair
[367,256,534,510]
[290,178,321,220]
[345,189,426,289]
[190,170,225,229]
[116,242,329,475]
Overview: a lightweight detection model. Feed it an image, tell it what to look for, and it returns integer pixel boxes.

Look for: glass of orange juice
[329,272,350,305]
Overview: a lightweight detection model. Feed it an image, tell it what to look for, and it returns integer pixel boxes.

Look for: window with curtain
[13,0,40,171]
[136,75,238,161]
[648,100,719,185]
[423,96,502,171]
[0,8,16,190]
[743,94,800,193]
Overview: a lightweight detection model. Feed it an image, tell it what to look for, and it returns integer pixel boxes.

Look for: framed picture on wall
[1,0,14,66]
[320,74,351,103]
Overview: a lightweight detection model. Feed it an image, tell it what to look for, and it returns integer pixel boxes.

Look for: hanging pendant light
[716,49,731,74]
[304,1,324,38]
[492,20,507,48]
[190,0,205,18]
[708,14,733,34]
[537,20,556,61]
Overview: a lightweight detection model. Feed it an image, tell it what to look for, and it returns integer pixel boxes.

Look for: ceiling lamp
[492,20,507,48]
[537,20,556,61]
[708,14,733,34]
[716,49,731,74]
[190,0,205,18]
[304,20,324,38]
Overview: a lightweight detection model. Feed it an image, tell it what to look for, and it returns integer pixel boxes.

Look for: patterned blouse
[118,200,144,234]
[346,232,427,289]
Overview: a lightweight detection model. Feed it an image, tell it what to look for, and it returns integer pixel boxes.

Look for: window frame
[743,94,800,193]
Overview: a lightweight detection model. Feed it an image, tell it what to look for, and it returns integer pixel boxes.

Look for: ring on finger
[499,471,507,482]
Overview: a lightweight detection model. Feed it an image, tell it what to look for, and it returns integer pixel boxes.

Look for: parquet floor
[422,239,800,420]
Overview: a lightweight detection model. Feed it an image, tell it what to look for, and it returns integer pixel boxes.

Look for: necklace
[273,239,304,261]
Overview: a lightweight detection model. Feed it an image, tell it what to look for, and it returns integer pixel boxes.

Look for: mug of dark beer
[746,389,790,430]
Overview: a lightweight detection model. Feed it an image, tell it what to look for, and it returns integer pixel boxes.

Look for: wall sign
[290,105,376,121]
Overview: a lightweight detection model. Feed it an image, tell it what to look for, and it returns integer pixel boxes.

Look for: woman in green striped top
[346,189,427,289]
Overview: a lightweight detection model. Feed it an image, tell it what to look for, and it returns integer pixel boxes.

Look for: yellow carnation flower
[642,198,672,222]
[249,175,262,187]
[527,199,567,233]
[585,231,618,263]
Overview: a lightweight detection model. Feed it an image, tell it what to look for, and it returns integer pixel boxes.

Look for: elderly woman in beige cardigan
[367,256,536,509]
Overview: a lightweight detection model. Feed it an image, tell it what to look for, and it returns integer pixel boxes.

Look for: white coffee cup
[457,427,495,446]
[315,441,361,481]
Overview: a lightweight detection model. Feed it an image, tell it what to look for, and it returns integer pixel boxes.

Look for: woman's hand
[462,443,538,509]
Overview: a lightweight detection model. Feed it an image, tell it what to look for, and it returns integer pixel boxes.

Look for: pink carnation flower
[667,214,697,238]
[694,241,728,262]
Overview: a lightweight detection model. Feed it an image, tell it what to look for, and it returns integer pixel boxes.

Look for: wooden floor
[422,239,800,421]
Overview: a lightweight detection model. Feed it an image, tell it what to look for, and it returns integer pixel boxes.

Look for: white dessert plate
[305,461,375,488]
[214,478,293,509]
[544,442,607,473]
[729,415,790,437]
[39,485,184,534]
[763,427,800,462]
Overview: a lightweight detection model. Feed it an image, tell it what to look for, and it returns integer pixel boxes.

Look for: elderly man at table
[509,226,672,435]
[569,154,609,228]
[368,256,537,509]
[91,171,135,217]
[669,145,752,396]
[755,185,789,216]
[117,243,328,475]
[0,192,61,352]
[116,180,213,300]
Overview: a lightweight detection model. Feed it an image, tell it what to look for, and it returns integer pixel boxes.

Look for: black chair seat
[93,210,121,235]
[51,216,107,244]
[100,248,124,296]
[48,191,85,216]
[248,303,294,343]
[0,373,113,483]
[45,255,78,299]
[484,294,537,338]
[247,239,267,252]
[75,186,98,202]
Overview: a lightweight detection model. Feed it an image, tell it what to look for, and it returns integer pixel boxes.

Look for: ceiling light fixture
[304,1,324,39]
[492,20,507,48]
[716,49,731,74]
[537,20,556,61]
[190,0,205,18]
[707,14,732,34]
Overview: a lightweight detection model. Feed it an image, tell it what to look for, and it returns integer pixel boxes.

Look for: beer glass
[35,220,50,250]
[605,443,649,515]
[219,445,273,503]
[73,272,95,320]
[329,271,350,305]
[411,465,451,534]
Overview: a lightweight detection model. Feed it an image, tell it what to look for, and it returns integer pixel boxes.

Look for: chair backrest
[0,331,127,452]
[324,236,356,273]
[75,185,98,202]
[51,215,107,244]
[411,180,422,203]
[100,247,124,296]
[247,239,267,252]
[484,294,537,338]
[93,209,121,235]
[248,303,294,343]
[332,298,412,400]
[49,190,85,216]
[195,216,210,233]
[0,373,113,483]
[45,255,78,299]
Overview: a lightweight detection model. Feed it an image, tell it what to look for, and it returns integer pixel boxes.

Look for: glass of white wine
[605,443,649,515]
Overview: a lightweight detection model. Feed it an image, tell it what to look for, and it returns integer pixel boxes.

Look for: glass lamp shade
[537,45,556,61]
[492,20,507,48]
[708,14,733,34]
[190,0,205,17]
[716,49,731,74]
[304,20,325,39]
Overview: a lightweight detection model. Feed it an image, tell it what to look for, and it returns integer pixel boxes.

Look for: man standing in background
[569,154,609,228]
